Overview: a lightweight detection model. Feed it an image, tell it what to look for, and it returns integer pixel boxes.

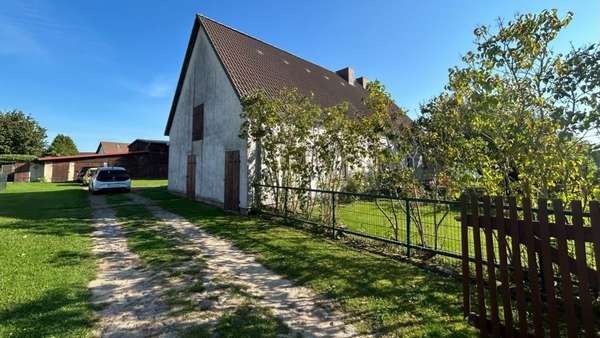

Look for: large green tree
[419,9,599,203]
[0,110,47,156]
[46,134,79,156]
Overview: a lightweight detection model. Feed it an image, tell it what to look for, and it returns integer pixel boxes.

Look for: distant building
[96,141,130,155]
[24,139,169,182]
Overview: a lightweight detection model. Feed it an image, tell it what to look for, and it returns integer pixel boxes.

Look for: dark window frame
[192,104,204,141]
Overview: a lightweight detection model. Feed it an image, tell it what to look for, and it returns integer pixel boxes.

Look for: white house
[164,14,387,213]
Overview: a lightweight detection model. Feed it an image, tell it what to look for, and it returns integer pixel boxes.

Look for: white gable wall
[168,24,248,210]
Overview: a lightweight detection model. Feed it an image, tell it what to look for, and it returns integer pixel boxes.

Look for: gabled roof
[130,139,169,145]
[165,15,379,135]
[96,141,129,154]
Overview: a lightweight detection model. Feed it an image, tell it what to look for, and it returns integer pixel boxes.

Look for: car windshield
[96,169,130,182]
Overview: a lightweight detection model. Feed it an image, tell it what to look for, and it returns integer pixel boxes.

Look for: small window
[192,104,204,141]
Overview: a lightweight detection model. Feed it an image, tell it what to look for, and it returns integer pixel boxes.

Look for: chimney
[356,76,369,89]
[336,67,355,85]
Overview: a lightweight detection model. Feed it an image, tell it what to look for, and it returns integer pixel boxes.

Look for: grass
[181,304,289,338]
[104,193,197,272]
[0,182,96,338]
[268,190,466,267]
[132,179,168,188]
[213,304,290,338]
[135,182,477,337]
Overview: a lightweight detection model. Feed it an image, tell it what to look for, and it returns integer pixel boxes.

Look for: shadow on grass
[0,188,93,237]
[47,250,95,267]
[136,186,475,337]
[0,287,96,338]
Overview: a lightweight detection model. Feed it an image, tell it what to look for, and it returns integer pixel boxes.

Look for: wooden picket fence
[460,195,600,338]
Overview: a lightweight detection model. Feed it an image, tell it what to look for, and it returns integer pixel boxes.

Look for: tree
[241,88,371,218]
[46,134,79,156]
[0,110,47,155]
[552,44,600,138]
[419,9,599,203]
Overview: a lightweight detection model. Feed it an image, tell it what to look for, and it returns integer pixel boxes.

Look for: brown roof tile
[165,15,407,135]
[199,16,369,109]
[96,141,129,154]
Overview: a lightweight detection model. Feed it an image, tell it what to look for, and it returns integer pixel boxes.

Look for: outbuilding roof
[37,151,148,162]
[165,15,394,135]
[96,141,129,154]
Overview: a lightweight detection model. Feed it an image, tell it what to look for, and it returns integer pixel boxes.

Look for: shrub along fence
[256,184,600,337]
[461,196,600,338]
[256,184,465,268]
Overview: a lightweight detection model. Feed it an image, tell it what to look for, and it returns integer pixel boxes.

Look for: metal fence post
[406,199,411,258]
[331,192,336,239]
[284,187,289,223]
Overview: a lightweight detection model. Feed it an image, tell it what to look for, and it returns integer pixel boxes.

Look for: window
[96,169,130,182]
[192,104,204,141]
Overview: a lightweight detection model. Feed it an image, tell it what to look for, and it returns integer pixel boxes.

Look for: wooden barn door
[224,150,240,211]
[13,162,30,182]
[52,162,69,182]
[186,155,196,199]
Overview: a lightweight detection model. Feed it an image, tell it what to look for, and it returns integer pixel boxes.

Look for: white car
[89,167,131,194]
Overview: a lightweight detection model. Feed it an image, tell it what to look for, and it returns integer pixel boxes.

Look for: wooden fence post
[571,201,595,338]
[470,195,487,335]
[482,197,500,337]
[552,199,578,338]
[537,199,559,338]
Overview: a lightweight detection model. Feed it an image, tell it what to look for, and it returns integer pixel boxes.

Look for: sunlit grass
[0,183,96,337]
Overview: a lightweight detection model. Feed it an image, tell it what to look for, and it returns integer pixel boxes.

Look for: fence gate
[461,195,600,338]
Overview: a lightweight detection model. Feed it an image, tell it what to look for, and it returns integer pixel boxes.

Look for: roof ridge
[197,14,348,81]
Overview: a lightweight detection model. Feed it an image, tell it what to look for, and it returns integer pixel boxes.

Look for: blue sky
[1,1,598,152]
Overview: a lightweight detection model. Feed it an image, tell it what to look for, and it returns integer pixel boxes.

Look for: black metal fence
[255,184,597,273]
[255,184,464,268]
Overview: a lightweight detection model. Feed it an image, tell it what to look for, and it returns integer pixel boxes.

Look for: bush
[338,173,365,204]
[0,154,37,162]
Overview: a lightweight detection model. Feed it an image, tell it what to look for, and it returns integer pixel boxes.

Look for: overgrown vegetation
[0,154,38,162]
[418,9,600,203]
[0,183,96,337]
[241,9,600,206]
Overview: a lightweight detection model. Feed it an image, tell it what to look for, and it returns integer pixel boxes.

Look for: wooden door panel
[187,155,196,199]
[224,151,240,211]
[52,162,69,182]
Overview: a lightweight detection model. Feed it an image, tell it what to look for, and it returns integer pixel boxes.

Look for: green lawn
[132,179,168,188]
[0,183,96,338]
[136,182,476,337]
